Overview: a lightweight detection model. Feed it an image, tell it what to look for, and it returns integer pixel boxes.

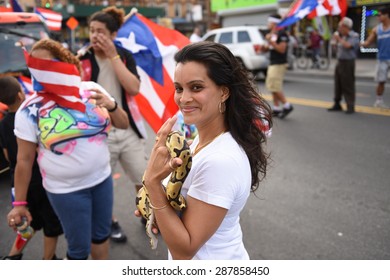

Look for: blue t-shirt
[377,24,390,61]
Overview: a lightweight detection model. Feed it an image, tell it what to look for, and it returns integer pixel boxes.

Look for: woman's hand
[143,116,182,188]
[89,88,116,111]
[95,33,118,59]
[7,206,32,230]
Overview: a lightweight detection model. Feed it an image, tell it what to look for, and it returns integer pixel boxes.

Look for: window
[219,32,233,44]
[237,31,251,43]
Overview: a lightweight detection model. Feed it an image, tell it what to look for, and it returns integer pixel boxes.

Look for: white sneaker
[373,100,389,109]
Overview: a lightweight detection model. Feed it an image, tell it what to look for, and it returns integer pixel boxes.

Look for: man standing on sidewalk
[262,14,293,119]
[361,6,390,109]
[328,17,359,114]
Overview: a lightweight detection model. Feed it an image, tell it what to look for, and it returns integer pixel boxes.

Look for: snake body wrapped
[135,131,192,249]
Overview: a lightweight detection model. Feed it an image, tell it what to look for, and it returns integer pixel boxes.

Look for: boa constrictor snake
[136,131,192,249]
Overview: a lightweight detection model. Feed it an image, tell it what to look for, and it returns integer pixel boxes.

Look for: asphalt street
[0,59,389,260]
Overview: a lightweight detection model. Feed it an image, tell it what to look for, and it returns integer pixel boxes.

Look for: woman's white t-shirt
[169,132,251,260]
[14,82,112,194]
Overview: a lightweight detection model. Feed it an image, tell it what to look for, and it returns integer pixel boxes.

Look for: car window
[237,31,251,43]
[203,34,216,42]
[0,22,49,73]
[219,32,233,44]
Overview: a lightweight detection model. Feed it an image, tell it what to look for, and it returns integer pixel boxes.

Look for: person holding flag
[6,38,130,260]
[261,14,293,119]
[78,6,148,243]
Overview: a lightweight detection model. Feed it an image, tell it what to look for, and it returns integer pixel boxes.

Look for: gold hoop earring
[218,101,226,114]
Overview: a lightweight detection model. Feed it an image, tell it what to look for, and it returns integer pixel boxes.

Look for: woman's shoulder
[202,133,245,163]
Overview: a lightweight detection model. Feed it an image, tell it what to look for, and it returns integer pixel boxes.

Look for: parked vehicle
[0,12,50,174]
[201,26,269,77]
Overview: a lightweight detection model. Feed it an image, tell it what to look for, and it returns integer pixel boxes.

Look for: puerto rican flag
[278,0,319,28]
[308,0,347,19]
[115,13,190,133]
[17,76,33,96]
[23,49,85,112]
[34,7,63,32]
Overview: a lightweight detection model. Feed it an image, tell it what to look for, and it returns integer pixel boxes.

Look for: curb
[285,70,374,82]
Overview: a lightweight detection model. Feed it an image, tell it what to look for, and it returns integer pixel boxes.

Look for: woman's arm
[107,101,130,129]
[7,138,36,227]
[152,193,227,259]
[89,87,130,129]
[95,33,140,96]
[143,117,228,259]
[110,54,140,96]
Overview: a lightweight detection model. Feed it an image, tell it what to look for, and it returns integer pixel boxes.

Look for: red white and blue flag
[308,0,347,19]
[115,13,190,133]
[277,0,320,28]
[34,7,63,32]
[23,49,85,112]
[17,76,33,96]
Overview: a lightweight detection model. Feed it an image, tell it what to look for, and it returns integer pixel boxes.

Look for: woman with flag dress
[6,38,129,260]
[78,6,148,243]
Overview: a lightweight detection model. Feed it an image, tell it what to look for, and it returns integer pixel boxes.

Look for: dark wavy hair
[174,41,273,192]
[89,6,125,33]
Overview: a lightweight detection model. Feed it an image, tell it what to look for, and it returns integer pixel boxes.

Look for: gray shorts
[108,127,148,186]
[375,60,390,83]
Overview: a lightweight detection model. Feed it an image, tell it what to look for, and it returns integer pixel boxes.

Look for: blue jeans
[46,176,113,259]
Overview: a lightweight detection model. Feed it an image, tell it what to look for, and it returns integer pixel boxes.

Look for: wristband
[149,201,169,210]
[111,54,120,61]
[107,100,118,112]
[12,201,28,206]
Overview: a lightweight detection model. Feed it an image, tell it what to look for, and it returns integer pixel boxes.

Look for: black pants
[334,59,356,109]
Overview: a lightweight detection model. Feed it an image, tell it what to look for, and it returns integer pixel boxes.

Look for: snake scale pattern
[135,131,192,249]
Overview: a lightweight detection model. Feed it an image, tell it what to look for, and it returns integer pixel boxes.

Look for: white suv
[201,26,269,77]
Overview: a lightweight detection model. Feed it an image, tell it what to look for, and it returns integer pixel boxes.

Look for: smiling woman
[139,41,273,260]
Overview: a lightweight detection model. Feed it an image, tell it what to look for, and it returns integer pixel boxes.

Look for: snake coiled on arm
[135,131,192,249]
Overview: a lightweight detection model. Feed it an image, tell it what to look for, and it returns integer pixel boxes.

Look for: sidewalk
[286,58,377,81]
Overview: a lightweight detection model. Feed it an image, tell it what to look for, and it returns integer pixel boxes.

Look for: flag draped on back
[115,13,190,133]
[34,7,63,31]
[23,49,85,112]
